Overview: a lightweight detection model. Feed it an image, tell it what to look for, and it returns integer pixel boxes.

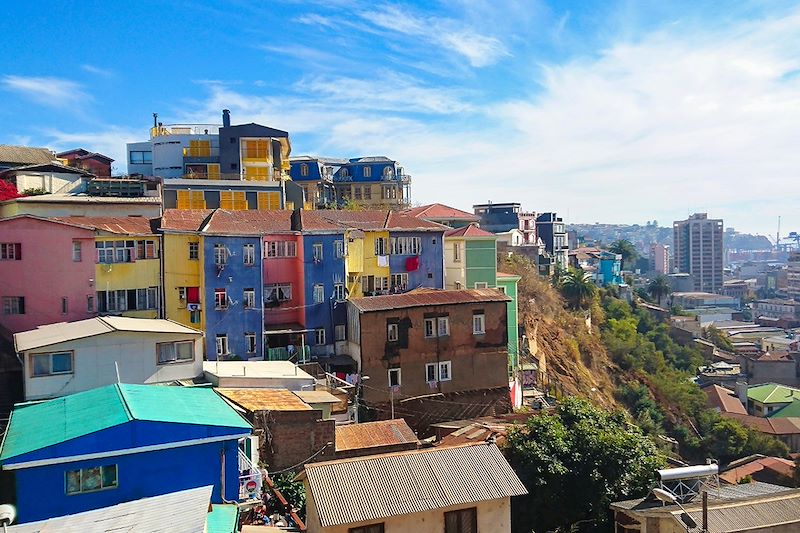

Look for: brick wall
[248,410,336,472]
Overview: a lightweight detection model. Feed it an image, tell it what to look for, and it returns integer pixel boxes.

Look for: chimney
[153,113,158,128]
[222,109,231,128]
[735,380,748,407]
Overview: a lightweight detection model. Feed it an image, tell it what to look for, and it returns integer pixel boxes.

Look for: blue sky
[1,0,799,236]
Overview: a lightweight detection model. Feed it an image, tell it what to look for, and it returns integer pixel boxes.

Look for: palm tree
[647,275,672,305]
[559,269,598,310]
[608,239,638,271]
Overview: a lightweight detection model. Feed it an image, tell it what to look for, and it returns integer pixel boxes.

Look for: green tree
[705,326,734,352]
[505,397,665,532]
[559,269,598,310]
[647,275,672,305]
[608,239,639,271]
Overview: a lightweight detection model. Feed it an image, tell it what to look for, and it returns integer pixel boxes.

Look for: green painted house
[497,271,522,370]
[747,383,800,417]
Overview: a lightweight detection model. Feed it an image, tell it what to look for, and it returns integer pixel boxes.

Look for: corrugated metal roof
[681,491,800,532]
[53,215,156,235]
[335,419,419,452]
[203,209,294,235]
[612,481,793,511]
[10,194,161,204]
[302,443,527,527]
[349,288,510,312]
[14,317,201,352]
[216,388,312,412]
[7,485,214,533]
[1,384,250,462]
[720,457,795,484]
[205,504,239,533]
[0,144,54,165]
[404,203,479,221]
[294,390,341,404]
[161,209,214,231]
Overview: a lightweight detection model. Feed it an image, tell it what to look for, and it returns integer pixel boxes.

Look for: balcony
[238,448,263,502]
[267,345,311,362]
[182,146,220,158]
[150,124,220,138]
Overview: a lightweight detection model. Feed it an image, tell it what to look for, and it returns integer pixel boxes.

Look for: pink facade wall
[0,217,96,336]
[263,234,305,327]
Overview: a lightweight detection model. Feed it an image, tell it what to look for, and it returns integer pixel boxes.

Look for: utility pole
[390,386,395,419]
[701,490,708,533]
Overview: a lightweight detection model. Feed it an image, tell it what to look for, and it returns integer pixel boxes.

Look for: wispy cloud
[1,75,90,108]
[43,127,142,172]
[81,64,114,78]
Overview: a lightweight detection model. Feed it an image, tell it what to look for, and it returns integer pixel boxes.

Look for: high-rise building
[673,213,723,292]
[649,243,670,274]
[787,251,800,301]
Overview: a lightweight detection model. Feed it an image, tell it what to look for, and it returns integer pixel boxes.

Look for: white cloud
[1,75,89,108]
[43,127,142,174]
[81,64,114,78]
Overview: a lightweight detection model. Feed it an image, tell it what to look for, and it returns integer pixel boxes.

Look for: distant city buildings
[649,243,670,274]
[673,213,724,293]
[788,251,800,301]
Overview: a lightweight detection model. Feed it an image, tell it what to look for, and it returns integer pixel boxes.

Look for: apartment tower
[673,213,723,292]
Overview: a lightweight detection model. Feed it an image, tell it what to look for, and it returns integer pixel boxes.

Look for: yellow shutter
[190,191,206,209]
[285,201,294,210]
[245,166,269,181]
[177,190,191,210]
[188,140,211,157]
[233,191,248,210]
[208,164,220,180]
[257,191,281,210]
[220,191,234,210]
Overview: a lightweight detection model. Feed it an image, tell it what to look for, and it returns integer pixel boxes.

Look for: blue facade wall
[289,161,322,182]
[8,420,246,522]
[334,160,398,183]
[302,232,346,354]
[389,231,445,291]
[204,236,264,360]
[598,256,622,286]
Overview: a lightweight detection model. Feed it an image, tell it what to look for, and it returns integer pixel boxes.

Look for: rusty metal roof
[0,144,54,165]
[349,288,510,313]
[161,209,214,232]
[300,443,527,528]
[335,419,419,452]
[53,216,156,235]
[404,203,479,222]
[215,388,312,412]
[682,489,800,531]
[294,390,341,404]
[203,209,294,234]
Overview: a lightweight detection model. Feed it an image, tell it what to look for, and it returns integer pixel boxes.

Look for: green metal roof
[747,383,800,404]
[0,384,250,462]
[769,399,800,418]
[206,504,239,533]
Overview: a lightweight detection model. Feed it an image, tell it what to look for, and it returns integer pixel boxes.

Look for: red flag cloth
[187,287,200,304]
[406,256,420,272]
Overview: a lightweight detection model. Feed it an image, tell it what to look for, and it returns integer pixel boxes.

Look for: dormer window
[300,163,309,177]
[363,166,372,178]
[383,166,393,178]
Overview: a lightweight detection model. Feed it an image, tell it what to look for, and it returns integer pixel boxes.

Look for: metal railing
[238,448,263,502]
[267,345,311,361]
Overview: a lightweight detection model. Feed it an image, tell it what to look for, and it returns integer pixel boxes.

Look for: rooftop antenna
[777,216,781,250]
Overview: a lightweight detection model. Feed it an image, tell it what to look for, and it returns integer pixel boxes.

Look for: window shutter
[14,243,21,260]
[18,297,25,314]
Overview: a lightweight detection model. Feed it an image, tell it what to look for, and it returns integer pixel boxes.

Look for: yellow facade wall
[345,230,365,297]
[162,233,205,333]
[94,236,161,319]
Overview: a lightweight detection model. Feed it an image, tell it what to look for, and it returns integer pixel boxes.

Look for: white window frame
[188,242,199,260]
[363,166,372,178]
[374,237,388,256]
[453,242,461,262]
[335,324,346,341]
[388,368,401,387]
[243,244,256,265]
[315,328,326,346]
[474,282,489,289]
[313,284,325,304]
[424,318,436,338]
[439,361,452,381]
[313,243,323,262]
[72,240,82,262]
[245,333,257,354]
[425,361,452,383]
[265,241,297,258]
[473,313,486,335]
[425,362,437,383]
[31,351,73,377]
[3,296,24,315]
[387,323,399,342]
[243,288,256,309]
[334,240,344,258]
[215,334,228,357]
[0,243,21,260]
[264,283,292,302]
[157,341,194,364]
[437,316,450,337]
[391,273,408,291]
[391,236,421,255]
[333,283,345,302]
[65,464,118,495]
[214,244,228,265]
[214,288,228,309]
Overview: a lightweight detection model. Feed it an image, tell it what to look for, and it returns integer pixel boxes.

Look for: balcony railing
[151,124,220,138]
[182,147,220,158]
[238,448,263,502]
[267,345,312,362]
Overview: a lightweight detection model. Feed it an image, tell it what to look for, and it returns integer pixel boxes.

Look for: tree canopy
[647,275,672,305]
[505,397,664,532]
[558,269,597,310]
[608,239,638,271]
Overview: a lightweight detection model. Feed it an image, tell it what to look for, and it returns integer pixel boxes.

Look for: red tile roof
[404,203,479,222]
[335,419,418,452]
[724,412,800,435]
[53,216,156,235]
[161,209,213,232]
[756,351,794,362]
[386,211,446,230]
[720,456,796,484]
[349,288,510,312]
[203,209,294,234]
[496,271,521,279]
[444,224,495,238]
[704,384,747,415]
[305,210,444,231]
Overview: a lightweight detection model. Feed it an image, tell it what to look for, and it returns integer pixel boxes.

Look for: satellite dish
[0,504,17,526]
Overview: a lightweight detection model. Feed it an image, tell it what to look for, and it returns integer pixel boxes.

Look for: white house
[0,162,90,194]
[203,360,316,390]
[14,316,204,401]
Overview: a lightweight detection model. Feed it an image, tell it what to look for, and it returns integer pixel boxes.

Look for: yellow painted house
[55,216,162,319]
[160,210,213,332]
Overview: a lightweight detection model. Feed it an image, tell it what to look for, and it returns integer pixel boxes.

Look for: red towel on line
[406,256,420,272]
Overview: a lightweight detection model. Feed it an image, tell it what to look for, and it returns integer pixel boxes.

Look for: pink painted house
[263,232,306,356]
[0,215,96,337]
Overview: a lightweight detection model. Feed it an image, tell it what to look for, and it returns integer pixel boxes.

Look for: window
[383,166,393,178]
[243,139,269,159]
[473,313,485,335]
[216,334,228,357]
[349,525,384,533]
[426,362,437,382]
[300,163,309,177]
[245,333,257,354]
[129,150,152,164]
[424,318,436,338]
[61,297,68,315]
[474,282,489,289]
[354,186,362,200]
[444,508,477,533]
[264,283,292,302]
[363,166,372,178]
[136,288,159,310]
[214,244,228,265]
[265,241,297,258]
[424,316,449,337]
[313,243,323,262]
[388,368,401,387]
[453,242,461,262]
[97,290,128,313]
[95,240,135,263]
[136,240,156,260]
[87,295,94,312]
[333,283,346,302]
[66,465,118,495]
[387,323,399,342]
[3,296,24,315]
[497,285,507,294]
[374,237,388,256]
[390,237,421,255]
[243,288,256,309]
[257,191,281,210]
[425,361,452,383]
[190,310,201,324]
[390,273,408,291]
[439,361,452,381]
[215,288,227,309]
[315,328,326,346]
[221,190,248,209]
[334,240,344,258]
[335,324,346,341]
[157,341,194,364]
[364,186,372,200]
[313,284,324,304]
[438,316,449,336]
[31,351,72,376]
[72,241,82,262]
[188,242,199,260]
[243,244,256,265]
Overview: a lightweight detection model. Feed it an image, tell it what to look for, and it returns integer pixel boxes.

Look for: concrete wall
[305,491,512,533]
[22,330,203,400]
[0,217,96,335]
[0,200,161,219]
[13,171,84,194]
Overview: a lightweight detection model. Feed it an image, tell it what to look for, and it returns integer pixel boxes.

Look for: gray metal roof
[682,489,800,532]
[302,443,527,528]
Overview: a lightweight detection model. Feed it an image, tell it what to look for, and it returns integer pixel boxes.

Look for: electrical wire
[267,442,334,475]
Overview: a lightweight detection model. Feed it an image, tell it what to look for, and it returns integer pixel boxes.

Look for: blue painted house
[202,231,264,361]
[388,228,445,291]
[597,251,623,286]
[0,384,252,524]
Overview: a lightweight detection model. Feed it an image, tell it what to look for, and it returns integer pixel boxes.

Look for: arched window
[300,163,309,177]
[363,166,372,178]
[383,166,394,178]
